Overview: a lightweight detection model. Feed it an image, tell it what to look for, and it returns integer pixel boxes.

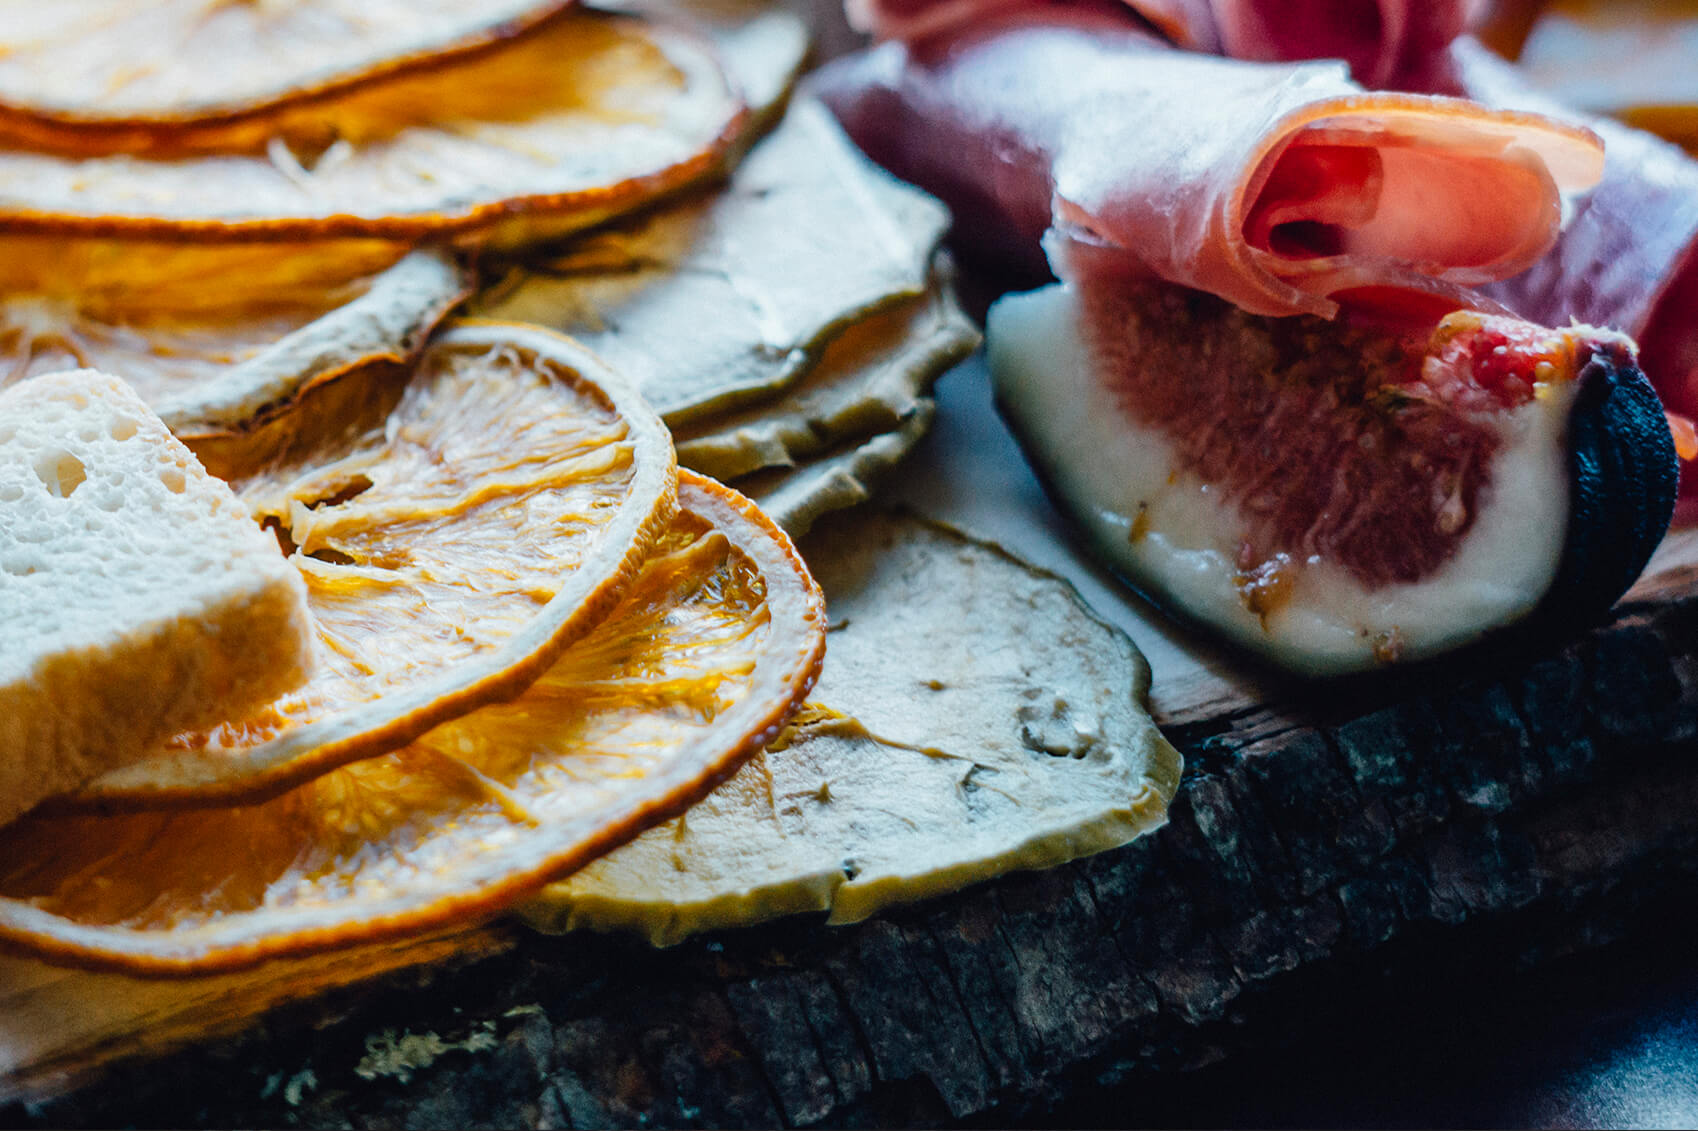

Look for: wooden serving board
[5,357,1698,1125]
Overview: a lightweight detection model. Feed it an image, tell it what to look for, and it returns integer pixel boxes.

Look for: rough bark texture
[7,578,1698,1129]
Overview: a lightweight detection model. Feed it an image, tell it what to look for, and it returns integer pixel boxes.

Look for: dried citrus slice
[65,321,677,808]
[0,473,824,974]
[473,98,950,422]
[674,277,978,481]
[0,9,743,241]
[518,510,1180,946]
[0,2,574,137]
[0,239,467,436]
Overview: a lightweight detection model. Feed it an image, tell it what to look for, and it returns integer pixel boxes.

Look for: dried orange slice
[0,2,574,137]
[65,321,677,809]
[0,9,744,241]
[0,473,825,974]
[0,239,468,437]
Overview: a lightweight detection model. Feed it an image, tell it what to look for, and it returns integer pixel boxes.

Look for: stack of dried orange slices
[0,0,1177,989]
[0,0,778,425]
[0,313,833,972]
[0,0,836,974]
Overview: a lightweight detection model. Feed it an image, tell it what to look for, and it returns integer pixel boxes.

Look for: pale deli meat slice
[813,12,1602,318]
[518,510,1181,945]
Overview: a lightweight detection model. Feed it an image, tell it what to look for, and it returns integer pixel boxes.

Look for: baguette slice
[0,370,312,825]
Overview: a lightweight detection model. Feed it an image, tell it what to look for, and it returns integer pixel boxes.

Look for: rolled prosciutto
[814,13,1675,674]
[848,0,1480,88]
[1446,38,1698,492]
[813,11,1603,319]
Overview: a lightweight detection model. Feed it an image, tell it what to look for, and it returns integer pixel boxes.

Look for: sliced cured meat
[847,0,1477,87]
[813,15,1602,320]
[817,11,1676,670]
[1205,0,1475,89]
[1449,38,1698,508]
[990,248,1676,673]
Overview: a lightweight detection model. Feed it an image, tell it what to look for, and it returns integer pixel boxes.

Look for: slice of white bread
[0,369,313,826]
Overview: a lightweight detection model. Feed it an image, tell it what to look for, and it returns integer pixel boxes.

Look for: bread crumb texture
[0,369,311,825]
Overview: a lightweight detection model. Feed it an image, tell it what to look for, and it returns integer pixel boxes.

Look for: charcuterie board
[8,0,1698,1120]
[5,353,1697,1126]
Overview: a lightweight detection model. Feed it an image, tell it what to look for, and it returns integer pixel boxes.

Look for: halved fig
[989,278,1678,675]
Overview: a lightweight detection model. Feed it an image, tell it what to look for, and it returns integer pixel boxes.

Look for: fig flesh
[990,281,1677,675]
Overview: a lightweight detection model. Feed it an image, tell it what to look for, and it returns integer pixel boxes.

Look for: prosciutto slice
[1441,36,1698,495]
[846,0,1478,88]
[812,12,1603,319]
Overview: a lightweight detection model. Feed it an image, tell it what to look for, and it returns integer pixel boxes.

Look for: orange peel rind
[154,245,471,438]
[0,473,825,974]
[65,321,679,809]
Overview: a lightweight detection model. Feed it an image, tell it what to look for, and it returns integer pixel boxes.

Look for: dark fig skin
[1541,340,1680,624]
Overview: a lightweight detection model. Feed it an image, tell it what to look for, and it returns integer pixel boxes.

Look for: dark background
[1055,929,1698,1129]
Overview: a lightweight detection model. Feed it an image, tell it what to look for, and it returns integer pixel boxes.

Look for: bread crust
[0,370,311,825]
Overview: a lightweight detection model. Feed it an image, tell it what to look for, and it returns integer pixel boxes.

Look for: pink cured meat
[1449,39,1698,442]
[812,12,1603,319]
[846,0,1476,87]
